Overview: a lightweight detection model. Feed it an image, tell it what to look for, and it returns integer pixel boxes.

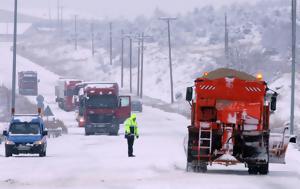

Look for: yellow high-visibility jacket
[124,114,139,137]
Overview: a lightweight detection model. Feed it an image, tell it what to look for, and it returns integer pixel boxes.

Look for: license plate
[18,145,31,151]
[94,124,108,128]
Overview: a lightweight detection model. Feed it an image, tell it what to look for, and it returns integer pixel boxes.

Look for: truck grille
[88,114,113,123]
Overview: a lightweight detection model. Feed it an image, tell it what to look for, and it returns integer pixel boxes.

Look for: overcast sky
[0,0,260,19]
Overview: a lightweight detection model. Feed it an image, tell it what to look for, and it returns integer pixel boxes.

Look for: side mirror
[3,130,8,136]
[42,130,48,136]
[186,87,193,101]
[289,136,297,143]
[270,93,277,111]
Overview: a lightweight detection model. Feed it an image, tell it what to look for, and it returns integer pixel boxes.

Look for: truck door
[116,96,131,124]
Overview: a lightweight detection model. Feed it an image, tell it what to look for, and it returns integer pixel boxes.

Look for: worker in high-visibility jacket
[124,114,139,157]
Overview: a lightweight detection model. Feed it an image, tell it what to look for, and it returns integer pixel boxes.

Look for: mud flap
[269,133,290,164]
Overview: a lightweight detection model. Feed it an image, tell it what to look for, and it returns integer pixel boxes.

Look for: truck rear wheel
[258,163,269,175]
[248,163,268,175]
[248,166,258,175]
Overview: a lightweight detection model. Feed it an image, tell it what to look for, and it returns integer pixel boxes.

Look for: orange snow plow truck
[185,68,296,174]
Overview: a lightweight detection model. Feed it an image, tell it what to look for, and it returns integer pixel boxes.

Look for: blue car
[2,114,48,157]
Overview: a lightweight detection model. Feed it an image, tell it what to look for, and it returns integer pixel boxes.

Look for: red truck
[77,83,131,135]
[18,71,38,96]
[55,78,82,111]
[185,68,296,174]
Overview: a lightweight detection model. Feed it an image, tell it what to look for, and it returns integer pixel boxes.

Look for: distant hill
[0,9,41,23]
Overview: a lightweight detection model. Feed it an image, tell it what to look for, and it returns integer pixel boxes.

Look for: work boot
[129,154,136,157]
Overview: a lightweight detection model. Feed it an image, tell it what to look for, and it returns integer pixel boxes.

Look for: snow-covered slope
[270,73,300,130]
[0,42,77,126]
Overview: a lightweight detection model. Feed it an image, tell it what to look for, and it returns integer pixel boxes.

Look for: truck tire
[248,164,259,175]
[5,147,12,157]
[193,162,207,173]
[109,124,119,136]
[85,131,91,136]
[258,163,269,175]
[85,127,93,136]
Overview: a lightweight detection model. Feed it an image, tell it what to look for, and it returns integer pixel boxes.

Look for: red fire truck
[55,78,82,111]
[18,71,38,96]
[77,83,131,135]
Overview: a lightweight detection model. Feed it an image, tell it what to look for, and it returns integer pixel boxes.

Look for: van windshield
[9,123,41,135]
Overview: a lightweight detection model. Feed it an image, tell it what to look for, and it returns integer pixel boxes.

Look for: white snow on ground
[0,42,77,127]
[0,106,300,189]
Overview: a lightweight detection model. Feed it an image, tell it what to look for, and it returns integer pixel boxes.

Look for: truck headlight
[79,117,85,123]
[5,140,15,145]
[34,140,44,145]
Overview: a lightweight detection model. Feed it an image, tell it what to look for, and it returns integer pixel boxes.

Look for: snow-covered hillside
[270,73,300,129]
[16,0,298,104]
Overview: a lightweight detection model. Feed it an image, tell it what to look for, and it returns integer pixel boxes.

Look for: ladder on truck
[198,124,212,161]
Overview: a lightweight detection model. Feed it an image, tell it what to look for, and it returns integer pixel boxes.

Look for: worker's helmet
[131,114,137,120]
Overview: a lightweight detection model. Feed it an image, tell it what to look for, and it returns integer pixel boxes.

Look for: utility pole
[140,33,144,98]
[225,13,229,67]
[124,34,134,93]
[109,22,113,65]
[11,0,18,112]
[60,6,63,32]
[121,30,124,88]
[137,33,152,98]
[290,0,297,135]
[129,36,132,93]
[91,22,95,56]
[159,17,177,104]
[74,15,78,50]
[57,0,60,29]
[136,33,141,96]
[48,7,52,22]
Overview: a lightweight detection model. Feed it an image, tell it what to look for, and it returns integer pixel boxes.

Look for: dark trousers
[127,135,135,156]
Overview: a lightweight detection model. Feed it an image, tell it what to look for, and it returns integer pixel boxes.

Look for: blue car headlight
[34,140,44,145]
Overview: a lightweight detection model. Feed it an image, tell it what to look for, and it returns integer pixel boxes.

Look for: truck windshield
[9,123,40,135]
[86,95,117,108]
[22,77,37,83]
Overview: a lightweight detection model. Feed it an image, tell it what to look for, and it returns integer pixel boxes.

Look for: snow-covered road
[1,42,300,189]
[0,106,300,189]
